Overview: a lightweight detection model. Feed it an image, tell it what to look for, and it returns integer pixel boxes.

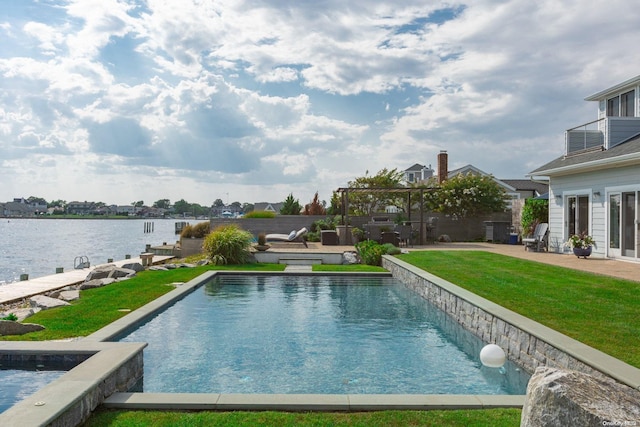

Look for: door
[622,192,637,257]
[567,195,589,237]
[609,193,621,257]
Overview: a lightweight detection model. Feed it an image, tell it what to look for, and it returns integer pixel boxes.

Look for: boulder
[78,278,107,290]
[84,265,116,281]
[107,267,137,279]
[0,320,45,336]
[2,307,39,322]
[149,266,168,271]
[521,367,640,427]
[342,251,359,264]
[121,262,144,272]
[30,295,70,310]
[58,290,80,301]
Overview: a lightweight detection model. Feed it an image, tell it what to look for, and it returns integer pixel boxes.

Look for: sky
[1,0,640,207]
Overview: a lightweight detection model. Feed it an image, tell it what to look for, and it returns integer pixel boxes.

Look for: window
[607,96,620,116]
[621,90,635,117]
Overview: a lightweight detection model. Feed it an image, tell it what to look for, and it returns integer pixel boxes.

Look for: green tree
[213,198,225,207]
[132,200,144,207]
[326,191,342,216]
[173,199,191,215]
[427,173,507,219]
[242,202,254,213]
[280,193,302,215]
[303,191,326,215]
[521,198,549,235]
[27,196,47,206]
[153,199,171,209]
[347,168,405,216]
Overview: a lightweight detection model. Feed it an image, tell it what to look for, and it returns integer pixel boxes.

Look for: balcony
[566,117,640,155]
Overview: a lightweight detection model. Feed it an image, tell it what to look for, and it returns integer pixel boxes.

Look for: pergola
[335,186,437,245]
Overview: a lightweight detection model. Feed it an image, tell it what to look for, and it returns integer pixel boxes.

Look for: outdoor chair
[266,227,308,248]
[522,223,549,252]
[394,224,413,247]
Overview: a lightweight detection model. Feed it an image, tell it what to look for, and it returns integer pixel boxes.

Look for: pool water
[0,367,66,413]
[119,275,529,394]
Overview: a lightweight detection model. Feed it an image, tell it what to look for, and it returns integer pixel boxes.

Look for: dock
[0,255,175,306]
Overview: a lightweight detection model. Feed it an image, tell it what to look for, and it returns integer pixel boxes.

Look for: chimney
[437,150,448,183]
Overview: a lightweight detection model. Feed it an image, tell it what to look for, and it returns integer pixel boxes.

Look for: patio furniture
[320,230,339,245]
[522,223,549,252]
[266,227,309,248]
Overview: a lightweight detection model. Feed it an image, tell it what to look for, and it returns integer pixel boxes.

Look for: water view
[0,218,189,285]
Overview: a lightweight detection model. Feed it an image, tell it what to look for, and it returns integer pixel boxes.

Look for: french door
[567,195,589,237]
[608,191,638,258]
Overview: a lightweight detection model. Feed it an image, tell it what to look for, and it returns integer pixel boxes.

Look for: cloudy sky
[1,0,639,207]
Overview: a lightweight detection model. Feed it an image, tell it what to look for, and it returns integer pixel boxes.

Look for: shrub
[257,233,267,246]
[244,211,276,219]
[355,240,387,266]
[521,199,548,236]
[2,313,18,321]
[202,224,254,265]
[180,224,194,238]
[382,243,401,255]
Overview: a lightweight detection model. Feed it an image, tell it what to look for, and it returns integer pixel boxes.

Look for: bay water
[0,218,200,285]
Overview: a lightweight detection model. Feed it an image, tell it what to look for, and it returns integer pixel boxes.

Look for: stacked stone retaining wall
[383,256,640,388]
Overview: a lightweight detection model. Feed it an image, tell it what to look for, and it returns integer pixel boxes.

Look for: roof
[529,134,640,177]
[448,164,516,191]
[404,163,426,172]
[501,179,548,195]
[584,74,640,101]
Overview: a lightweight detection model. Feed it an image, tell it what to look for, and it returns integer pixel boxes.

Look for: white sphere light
[480,344,506,368]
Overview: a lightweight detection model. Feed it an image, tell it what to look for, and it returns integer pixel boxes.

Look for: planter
[254,244,270,252]
[573,246,592,258]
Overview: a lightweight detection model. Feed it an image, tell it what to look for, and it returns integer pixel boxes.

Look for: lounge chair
[522,223,549,252]
[266,227,309,247]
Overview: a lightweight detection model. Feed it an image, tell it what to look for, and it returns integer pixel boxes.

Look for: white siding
[549,165,640,258]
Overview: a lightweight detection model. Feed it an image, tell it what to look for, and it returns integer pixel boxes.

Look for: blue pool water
[0,367,66,413]
[119,275,530,394]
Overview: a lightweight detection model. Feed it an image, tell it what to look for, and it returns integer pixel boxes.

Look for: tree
[280,193,302,215]
[132,200,144,207]
[173,199,191,215]
[521,198,548,235]
[27,196,47,206]
[426,173,507,219]
[242,202,254,213]
[213,198,225,207]
[347,168,405,215]
[153,199,171,209]
[303,191,326,215]
[326,191,341,216]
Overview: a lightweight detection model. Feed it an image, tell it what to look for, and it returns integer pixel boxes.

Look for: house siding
[549,165,640,257]
[608,117,640,148]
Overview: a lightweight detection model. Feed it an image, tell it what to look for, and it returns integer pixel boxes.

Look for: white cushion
[288,230,297,240]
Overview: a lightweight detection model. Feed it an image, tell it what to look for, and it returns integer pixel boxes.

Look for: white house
[529,74,640,259]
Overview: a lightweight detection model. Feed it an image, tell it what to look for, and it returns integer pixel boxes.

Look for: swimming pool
[118,275,529,395]
[0,361,69,413]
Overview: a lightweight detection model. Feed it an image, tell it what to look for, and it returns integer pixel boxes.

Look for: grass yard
[85,408,521,427]
[397,250,640,368]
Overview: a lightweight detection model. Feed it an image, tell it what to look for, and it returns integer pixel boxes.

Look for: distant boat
[221,211,233,218]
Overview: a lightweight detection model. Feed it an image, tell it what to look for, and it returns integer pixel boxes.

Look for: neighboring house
[253,202,283,214]
[403,163,434,185]
[529,74,640,259]
[66,201,96,215]
[501,179,549,200]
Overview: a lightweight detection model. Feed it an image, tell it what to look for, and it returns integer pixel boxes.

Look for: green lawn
[86,408,521,427]
[397,250,640,368]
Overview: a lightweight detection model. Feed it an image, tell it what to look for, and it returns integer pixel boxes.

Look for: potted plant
[565,232,596,258]
[254,233,270,251]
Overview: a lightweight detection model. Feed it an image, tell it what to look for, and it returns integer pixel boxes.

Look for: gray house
[529,74,640,259]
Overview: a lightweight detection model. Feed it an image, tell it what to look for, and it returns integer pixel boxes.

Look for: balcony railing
[565,118,604,155]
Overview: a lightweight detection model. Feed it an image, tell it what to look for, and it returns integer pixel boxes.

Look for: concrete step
[278,258,323,265]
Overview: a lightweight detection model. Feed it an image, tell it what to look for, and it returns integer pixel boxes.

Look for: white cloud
[1,0,640,205]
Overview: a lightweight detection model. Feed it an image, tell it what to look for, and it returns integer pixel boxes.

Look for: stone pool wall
[0,342,146,427]
[382,256,640,390]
